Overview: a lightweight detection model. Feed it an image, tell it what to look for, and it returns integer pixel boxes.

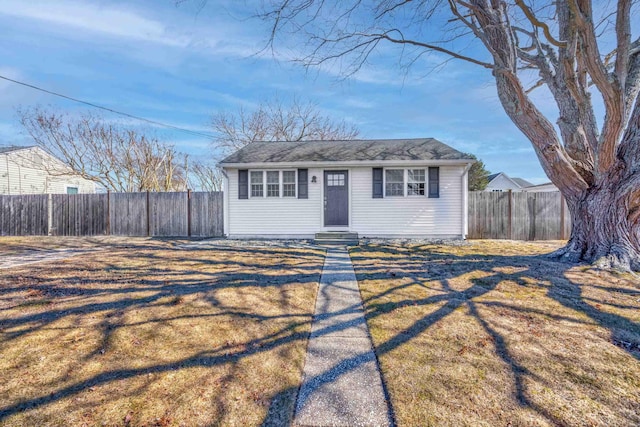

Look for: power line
[0,74,216,139]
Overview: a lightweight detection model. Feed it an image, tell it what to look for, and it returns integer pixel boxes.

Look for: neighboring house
[0,145,96,194]
[218,138,475,239]
[485,172,534,192]
[522,182,559,192]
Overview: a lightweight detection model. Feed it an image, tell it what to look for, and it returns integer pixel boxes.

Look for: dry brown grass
[0,239,324,426]
[351,240,640,427]
[0,236,187,256]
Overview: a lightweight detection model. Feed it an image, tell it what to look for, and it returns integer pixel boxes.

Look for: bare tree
[257,0,640,271]
[19,106,188,192]
[212,97,360,153]
[190,160,223,191]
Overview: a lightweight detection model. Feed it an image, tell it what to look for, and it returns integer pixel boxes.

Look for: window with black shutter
[298,169,308,199]
[428,167,440,198]
[238,169,248,199]
[372,168,383,198]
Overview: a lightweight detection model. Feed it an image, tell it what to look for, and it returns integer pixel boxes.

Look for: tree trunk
[554,186,640,271]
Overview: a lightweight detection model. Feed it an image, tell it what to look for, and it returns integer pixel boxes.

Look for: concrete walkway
[294,246,392,427]
[0,248,104,269]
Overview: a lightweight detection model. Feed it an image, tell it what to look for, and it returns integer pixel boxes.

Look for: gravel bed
[359,238,471,246]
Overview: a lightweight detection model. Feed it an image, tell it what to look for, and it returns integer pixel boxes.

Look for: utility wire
[0,74,216,139]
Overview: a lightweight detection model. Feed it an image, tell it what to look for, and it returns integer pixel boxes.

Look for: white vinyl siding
[485,174,524,192]
[351,166,464,237]
[225,165,466,238]
[227,168,321,237]
[0,147,95,195]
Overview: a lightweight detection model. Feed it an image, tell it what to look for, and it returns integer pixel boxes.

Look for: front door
[324,170,349,227]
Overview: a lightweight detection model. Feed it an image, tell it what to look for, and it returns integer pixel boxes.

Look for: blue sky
[0,0,550,183]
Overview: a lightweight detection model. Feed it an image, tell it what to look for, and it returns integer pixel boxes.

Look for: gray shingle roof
[487,173,500,182]
[512,177,534,188]
[219,138,474,165]
[0,145,34,154]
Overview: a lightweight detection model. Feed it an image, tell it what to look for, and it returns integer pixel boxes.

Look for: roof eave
[218,158,475,169]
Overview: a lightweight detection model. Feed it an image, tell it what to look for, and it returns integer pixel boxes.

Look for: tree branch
[514,0,567,48]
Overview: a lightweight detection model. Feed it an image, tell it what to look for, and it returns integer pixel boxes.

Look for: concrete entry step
[314,232,359,246]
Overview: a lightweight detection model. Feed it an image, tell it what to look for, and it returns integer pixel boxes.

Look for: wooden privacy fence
[468,191,571,240]
[0,191,223,237]
[0,194,49,236]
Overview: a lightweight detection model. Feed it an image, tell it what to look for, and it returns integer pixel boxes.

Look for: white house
[522,182,559,192]
[485,172,533,192]
[0,145,96,194]
[218,138,475,239]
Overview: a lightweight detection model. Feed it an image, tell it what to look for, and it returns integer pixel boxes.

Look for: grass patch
[351,240,640,427]
[0,240,324,426]
[0,236,191,257]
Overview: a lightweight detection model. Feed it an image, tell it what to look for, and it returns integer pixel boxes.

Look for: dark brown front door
[324,170,348,226]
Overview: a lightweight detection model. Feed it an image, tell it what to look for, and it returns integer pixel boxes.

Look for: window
[407,169,426,196]
[66,186,79,195]
[283,171,296,197]
[250,171,263,197]
[327,173,345,186]
[248,170,297,198]
[377,168,438,198]
[385,169,404,196]
[266,171,280,197]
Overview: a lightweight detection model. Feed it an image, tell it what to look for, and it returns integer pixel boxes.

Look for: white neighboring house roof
[522,182,559,192]
[0,145,36,154]
[485,172,535,191]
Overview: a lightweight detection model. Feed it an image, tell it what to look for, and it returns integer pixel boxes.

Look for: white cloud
[0,0,191,47]
[0,0,260,58]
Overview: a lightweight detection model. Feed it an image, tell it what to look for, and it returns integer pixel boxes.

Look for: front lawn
[351,240,640,427]
[0,239,324,426]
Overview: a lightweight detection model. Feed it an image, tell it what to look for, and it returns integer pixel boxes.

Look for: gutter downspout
[5,155,11,195]
[461,163,472,239]
[221,169,229,238]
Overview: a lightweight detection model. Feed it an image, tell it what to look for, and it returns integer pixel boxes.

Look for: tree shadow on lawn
[348,243,640,426]
[0,244,326,425]
[1,242,639,426]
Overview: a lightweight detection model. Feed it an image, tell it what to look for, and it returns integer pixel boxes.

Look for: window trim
[65,185,79,195]
[384,168,405,197]
[248,169,297,198]
[382,167,435,198]
[282,169,297,198]
[266,170,280,198]
[249,170,264,198]
[407,168,426,197]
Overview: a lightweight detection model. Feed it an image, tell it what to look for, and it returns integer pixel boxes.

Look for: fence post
[146,190,151,237]
[47,193,53,236]
[106,190,111,235]
[560,193,566,240]
[507,190,513,240]
[187,189,192,237]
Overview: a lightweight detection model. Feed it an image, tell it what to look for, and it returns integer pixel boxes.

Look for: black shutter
[238,169,248,199]
[298,169,308,199]
[428,167,440,198]
[372,168,383,198]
